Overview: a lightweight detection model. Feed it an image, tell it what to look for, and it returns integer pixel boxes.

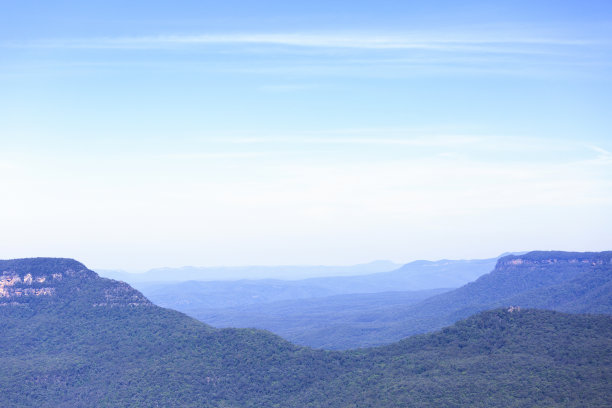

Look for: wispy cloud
[7,31,602,55]
[5,30,605,79]
[585,145,612,165]
[3,25,607,81]
[222,134,482,147]
[213,131,586,151]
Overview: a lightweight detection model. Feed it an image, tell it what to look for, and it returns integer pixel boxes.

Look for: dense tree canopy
[1,257,611,407]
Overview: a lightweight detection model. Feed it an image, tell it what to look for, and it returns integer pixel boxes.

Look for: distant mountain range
[97,260,402,282]
[309,251,612,348]
[1,256,611,407]
[172,251,612,349]
[126,256,500,312]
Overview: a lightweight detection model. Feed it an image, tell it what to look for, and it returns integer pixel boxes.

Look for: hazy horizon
[2,1,611,271]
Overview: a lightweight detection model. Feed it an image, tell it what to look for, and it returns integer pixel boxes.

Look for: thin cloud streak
[223,135,482,147]
[6,31,602,55]
[215,133,597,154]
[4,31,607,80]
[584,145,612,165]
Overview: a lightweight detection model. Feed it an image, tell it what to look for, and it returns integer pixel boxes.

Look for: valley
[1,253,611,406]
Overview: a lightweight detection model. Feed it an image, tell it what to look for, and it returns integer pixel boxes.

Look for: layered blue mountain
[99,260,402,282]
[118,257,498,349]
[1,257,611,407]
[136,251,612,349]
[124,257,498,310]
[295,251,612,348]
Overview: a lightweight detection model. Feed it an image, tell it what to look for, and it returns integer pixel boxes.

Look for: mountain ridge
[128,256,500,314]
[0,257,152,308]
[316,250,612,348]
[98,260,402,282]
[178,250,612,349]
[1,255,611,407]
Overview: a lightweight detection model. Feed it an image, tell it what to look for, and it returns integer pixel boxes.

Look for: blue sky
[1,1,611,271]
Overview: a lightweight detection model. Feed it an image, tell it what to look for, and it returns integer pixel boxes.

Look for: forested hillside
[190,288,451,349]
[332,250,612,348]
[1,257,611,407]
[162,251,612,349]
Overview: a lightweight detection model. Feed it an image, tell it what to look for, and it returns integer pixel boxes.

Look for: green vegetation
[1,257,611,407]
[188,289,451,348]
[309,308,612,407]
[147,251,612,349]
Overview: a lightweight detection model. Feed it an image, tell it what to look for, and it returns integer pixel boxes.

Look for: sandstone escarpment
[0,258,152,308]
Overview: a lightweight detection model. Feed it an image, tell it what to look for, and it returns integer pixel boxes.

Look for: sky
[1,1,611,271]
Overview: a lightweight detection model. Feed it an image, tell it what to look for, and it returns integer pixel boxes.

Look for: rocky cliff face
[407,250,612,322]
[0,258,151,308]
[496,251,612,268]
[331,250,612,347]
